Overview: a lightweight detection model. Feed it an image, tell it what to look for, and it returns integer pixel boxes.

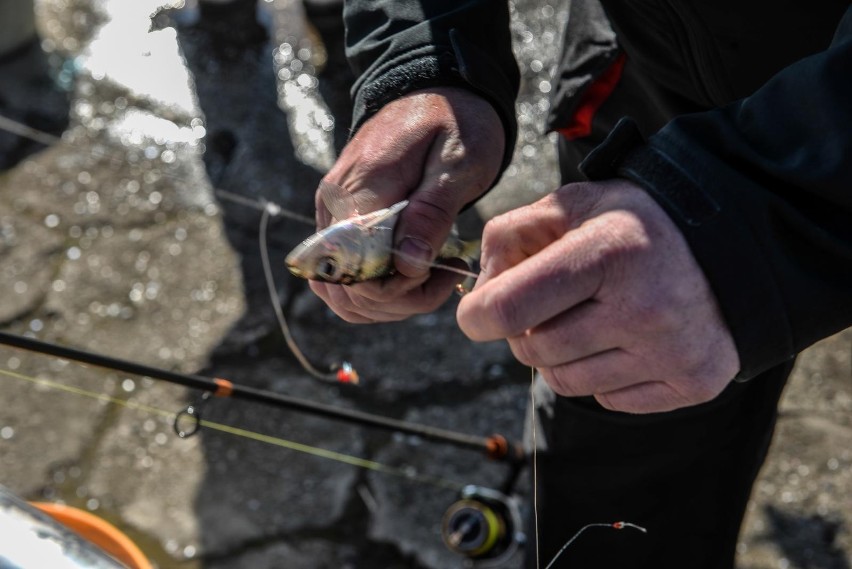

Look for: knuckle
[488,289,524,335]
[632,298,679,331]
[445,155,492,195]
[540,366,584,398]
[481,215,509,242]
[658,349,729,405]
[508,335,539,367]
[680,367,726,403]
[439,135,467,166]
[408,198,456,233]
[479,219,513,266]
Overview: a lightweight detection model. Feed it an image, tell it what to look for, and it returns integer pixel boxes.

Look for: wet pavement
[1,1,851,568]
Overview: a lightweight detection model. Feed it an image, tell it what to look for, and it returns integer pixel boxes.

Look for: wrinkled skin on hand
[456,180,741,414]
[310,87,505,323]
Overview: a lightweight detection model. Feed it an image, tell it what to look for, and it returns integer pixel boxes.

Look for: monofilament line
[259,205,342,382]
[544,522,648,569]
[531,366,541,569]
[389,246,480,280]
[0,114,62,146]
[0,367,463,491]
[530,370,647,569]
[0,112,478,281]
[216,188,314,225]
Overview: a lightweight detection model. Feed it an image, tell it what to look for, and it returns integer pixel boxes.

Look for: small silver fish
[286,182,479,285]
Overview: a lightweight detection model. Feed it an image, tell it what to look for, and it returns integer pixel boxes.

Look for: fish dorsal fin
[318,180,409,228]
[362,200,409,228]
[318,180,358,221]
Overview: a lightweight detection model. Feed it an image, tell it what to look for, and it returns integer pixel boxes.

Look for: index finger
[471,199,568,291]
[457,223,605,341]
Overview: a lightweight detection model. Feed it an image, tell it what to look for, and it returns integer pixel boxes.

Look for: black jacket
[343,0,852,379]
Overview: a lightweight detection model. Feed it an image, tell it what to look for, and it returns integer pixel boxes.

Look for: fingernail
[398,237,433,270]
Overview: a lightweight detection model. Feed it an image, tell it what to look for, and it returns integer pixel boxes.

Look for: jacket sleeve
[343,0,520,176]
[581,7,852,379]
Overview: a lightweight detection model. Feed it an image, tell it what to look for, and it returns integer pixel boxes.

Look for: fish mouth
[285,257,305,278]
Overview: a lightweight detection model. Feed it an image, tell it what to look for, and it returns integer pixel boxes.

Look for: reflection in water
[269,0,337,172]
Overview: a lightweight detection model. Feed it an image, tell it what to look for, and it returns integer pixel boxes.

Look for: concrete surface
[0,1,850,569]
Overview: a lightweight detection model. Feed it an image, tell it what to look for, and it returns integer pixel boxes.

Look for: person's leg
[0,0,69,170]
[527,363,791,569]
[196,0,267,46]
[0,0,36,59]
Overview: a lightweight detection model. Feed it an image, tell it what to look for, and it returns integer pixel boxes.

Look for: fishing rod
[0,331,523,463]
[0,115,523,461]
[0,332,534,566]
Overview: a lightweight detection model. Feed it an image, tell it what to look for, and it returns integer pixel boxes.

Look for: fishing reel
[442,485,524,567]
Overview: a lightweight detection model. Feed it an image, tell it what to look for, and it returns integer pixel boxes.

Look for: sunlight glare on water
[269,0,337,172]
[48,0,217,212]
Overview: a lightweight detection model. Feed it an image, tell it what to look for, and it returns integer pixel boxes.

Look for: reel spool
[442,485,524,567]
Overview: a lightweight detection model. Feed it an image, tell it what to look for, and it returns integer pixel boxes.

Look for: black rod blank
[0,331,522,461]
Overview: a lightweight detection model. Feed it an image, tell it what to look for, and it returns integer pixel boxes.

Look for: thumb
[393,186,462,278]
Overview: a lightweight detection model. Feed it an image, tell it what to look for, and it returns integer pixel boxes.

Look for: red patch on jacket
[558,53,626,140]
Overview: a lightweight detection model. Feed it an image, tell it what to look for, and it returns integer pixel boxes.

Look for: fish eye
[316,257,338,280]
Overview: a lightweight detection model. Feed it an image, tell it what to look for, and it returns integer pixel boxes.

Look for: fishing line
[528,366,648,568]
[0,114,474,277]
[0,113,350,382]
[215,188,314,225]
[258,205,351,383]
[0,113,476,382]
[0,114,62,146]
[388,245,480,280]
[0,114,315,228]
[544,522,647,569]
[530,366,540,569]
[0,365,463,492]
[0,331,517,460]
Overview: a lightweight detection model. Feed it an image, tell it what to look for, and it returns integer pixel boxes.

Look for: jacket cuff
[580,118,795,380]
[350,31,519,186]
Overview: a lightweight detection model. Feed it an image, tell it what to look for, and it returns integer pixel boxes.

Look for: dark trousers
[528,50,794,568]
[527,363,791,569]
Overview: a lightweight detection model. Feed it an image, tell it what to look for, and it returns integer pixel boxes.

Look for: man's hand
[310,87,505,323]
[456,180,741,414]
